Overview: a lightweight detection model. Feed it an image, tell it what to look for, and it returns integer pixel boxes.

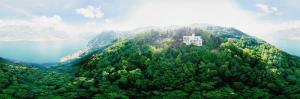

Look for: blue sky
[237,0,300,21]
[0,0,138,23]
[0,0,300,42]
[1,0,300,58]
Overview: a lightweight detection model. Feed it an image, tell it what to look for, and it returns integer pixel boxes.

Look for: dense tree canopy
[1,27,300,98]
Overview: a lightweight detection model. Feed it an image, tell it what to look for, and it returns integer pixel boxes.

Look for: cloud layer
[0,15,106,42]
[255,3,281,16]
[1,0,300,43]
[110,0,299,38]
[76,6,104,19]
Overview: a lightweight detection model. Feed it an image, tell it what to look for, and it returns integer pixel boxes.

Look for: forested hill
[74,26,300,98]
[1,26,300,98]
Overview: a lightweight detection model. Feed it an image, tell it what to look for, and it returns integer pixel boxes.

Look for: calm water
[0,40,88,63]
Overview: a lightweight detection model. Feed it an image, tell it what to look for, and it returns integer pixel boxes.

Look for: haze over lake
[0,40,87,63]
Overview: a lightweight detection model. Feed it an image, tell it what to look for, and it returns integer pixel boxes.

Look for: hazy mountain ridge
[59,31,127,64]
[58,26,163,64]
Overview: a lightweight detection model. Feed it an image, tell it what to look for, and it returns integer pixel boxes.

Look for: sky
[0,0,300,43]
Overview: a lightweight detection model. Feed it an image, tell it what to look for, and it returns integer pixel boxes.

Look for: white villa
[183,34,203,46]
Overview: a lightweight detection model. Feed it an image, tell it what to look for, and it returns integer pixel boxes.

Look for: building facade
[183,34,203,46]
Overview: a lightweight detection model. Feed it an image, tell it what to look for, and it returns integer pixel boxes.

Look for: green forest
[1,27,300,99]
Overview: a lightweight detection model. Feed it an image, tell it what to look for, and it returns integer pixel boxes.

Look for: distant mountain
[87,31,131,48]
[59,31,125,64]
[58,27,155,64]
[0,57,9,63]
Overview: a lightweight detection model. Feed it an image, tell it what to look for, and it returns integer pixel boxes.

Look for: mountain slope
[72,26,300,98]
[0,58,87,99]
[1,26,300,98]
[55,31,129,71]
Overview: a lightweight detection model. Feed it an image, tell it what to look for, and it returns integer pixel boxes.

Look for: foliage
[1,27,300,98]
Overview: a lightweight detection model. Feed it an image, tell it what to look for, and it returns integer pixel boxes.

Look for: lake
[0,40,88,63]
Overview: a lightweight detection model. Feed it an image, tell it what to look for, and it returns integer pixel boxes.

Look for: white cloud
[76,5,104,19]
[1,0,300,43]
[0,15,106,42]
[102,0,299,39]
[255,3,282,16]
[0,16,65,41]
[104,19,113,24]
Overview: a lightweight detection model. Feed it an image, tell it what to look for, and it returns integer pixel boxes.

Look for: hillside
[1,26,300,98]
[74,27,300,98]
[0,58,82,98]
